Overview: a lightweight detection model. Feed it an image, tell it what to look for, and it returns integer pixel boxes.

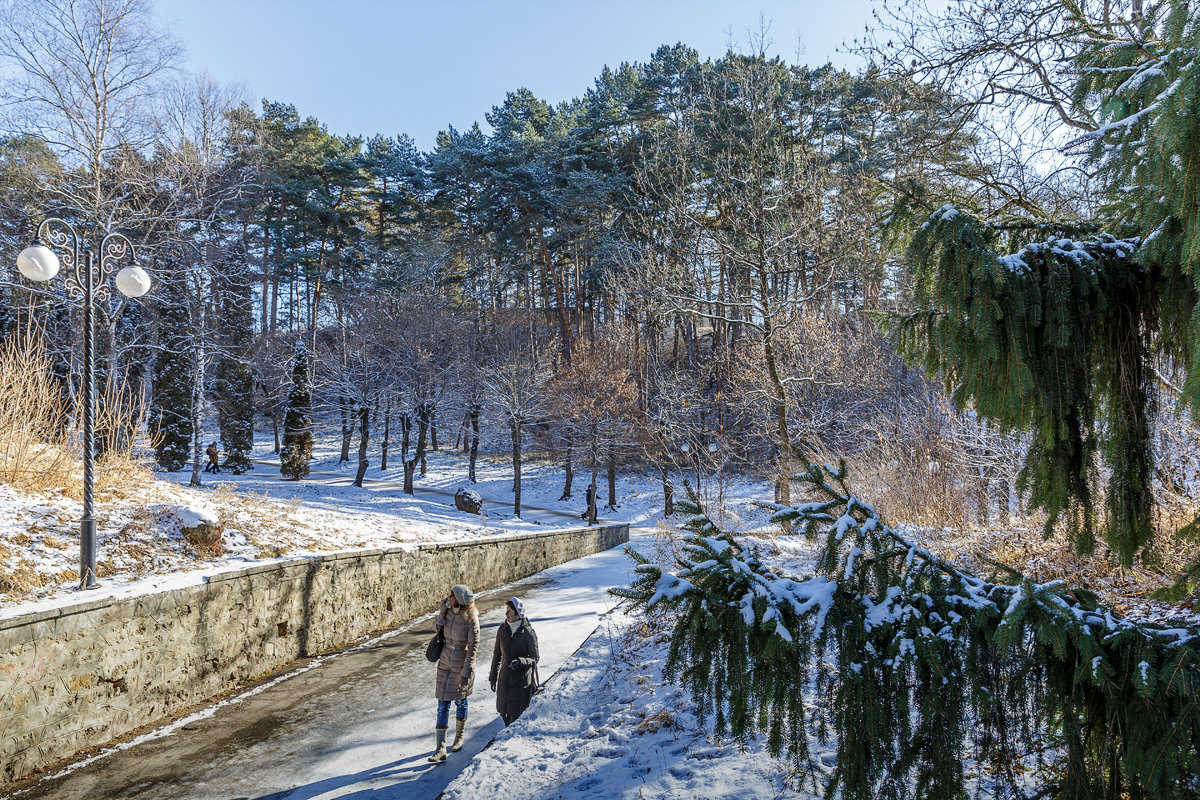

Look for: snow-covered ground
[445,611,806,800]
[0,426,777,619]
[443,533,833,800]
[5,423,1198,798]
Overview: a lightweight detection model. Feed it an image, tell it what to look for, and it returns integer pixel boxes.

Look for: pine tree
[214,251,255,474]
[150,272,194,471]
[279,341,312,480]
[881,2,1200,566]
[1074,2,1200,406]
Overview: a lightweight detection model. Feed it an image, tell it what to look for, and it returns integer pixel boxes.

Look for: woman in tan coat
[428,583,479,763]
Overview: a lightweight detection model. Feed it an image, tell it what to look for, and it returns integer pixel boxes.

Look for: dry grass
[841,438,978,531]
[0,330,160,598]
[793,439,1200,608]
[0,329,155,500]
[202,482,309,558]
[0,330,77,493]
[0,529,77,594]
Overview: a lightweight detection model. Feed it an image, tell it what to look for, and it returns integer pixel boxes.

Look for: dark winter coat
[489,619,539,721]
[434,599,479,701]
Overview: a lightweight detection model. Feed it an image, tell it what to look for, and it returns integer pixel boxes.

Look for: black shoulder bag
[425,626,446,662]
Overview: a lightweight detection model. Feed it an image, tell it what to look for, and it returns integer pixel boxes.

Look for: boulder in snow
[172,504,224,557]
[454,487,483,515]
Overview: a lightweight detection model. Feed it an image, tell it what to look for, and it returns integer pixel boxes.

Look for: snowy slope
[0,427,777,619]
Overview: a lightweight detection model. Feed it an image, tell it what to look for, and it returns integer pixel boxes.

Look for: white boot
[451,717,467,751]
[427,727,448,763]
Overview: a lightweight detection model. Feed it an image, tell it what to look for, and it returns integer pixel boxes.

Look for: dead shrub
[0,328,155,499]
[0,329,76,492]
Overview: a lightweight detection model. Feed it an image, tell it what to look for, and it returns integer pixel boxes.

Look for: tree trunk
[416,404,430,476]
[339,397,352,464]
[975,467,990,527]
[661,464,674,516]
[560,436,573,501]
[588,443,599,525]
[400,413,411,460]
[997,478,1011,527]
[403,458,416,495]
[431,408,439,451]
[188,329,205,488]
[381,400,391,471]
[607,450,617,510]
[353,405,370,487]
[511,419,522,519]
[468,403,480,483]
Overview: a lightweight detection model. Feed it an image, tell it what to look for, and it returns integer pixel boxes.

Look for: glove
[509,658,524,671]
[489,678,497,692]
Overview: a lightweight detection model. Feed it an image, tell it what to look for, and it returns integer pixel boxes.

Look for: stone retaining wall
[0,523,629,783]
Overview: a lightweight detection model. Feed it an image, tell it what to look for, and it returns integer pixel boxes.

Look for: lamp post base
[79,518,100,590]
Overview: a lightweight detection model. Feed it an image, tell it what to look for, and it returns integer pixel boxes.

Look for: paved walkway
[1,533,644,800]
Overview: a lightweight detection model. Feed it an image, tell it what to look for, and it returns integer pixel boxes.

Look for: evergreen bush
[150,280,194,471]
[617,460,1200,799]
[279,341,312,480]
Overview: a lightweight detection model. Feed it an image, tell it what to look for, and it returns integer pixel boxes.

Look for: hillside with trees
[4,0,1200,796]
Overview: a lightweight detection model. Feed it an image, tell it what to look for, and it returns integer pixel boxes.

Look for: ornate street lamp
[16,218,150,590]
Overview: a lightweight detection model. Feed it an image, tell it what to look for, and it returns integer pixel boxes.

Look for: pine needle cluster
[616,461,1200,799]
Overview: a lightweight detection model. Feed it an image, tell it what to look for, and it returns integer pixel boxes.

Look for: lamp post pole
[80,247,98,588]
[17,218,151,590]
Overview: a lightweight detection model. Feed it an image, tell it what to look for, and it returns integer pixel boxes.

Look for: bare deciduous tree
[480,323,549,518]
[549,336,638,525]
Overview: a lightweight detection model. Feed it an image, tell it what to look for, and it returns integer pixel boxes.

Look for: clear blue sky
[155,0,879,151]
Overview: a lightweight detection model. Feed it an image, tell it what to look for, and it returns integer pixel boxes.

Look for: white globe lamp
[115,265,151,298]
[16,245,60,282]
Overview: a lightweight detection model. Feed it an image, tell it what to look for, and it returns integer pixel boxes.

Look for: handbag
[425,627,446,663]
[531,660,542,695]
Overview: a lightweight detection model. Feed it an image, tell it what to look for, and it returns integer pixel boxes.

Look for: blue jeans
[436,698,468,728]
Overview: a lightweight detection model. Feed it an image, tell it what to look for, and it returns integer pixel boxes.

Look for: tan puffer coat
[434,598,478,701]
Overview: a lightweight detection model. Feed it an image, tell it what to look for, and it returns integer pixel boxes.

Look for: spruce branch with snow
[618,459,1200,800]
[893,203,1156,565]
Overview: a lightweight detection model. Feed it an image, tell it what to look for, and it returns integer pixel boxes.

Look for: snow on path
[443,619,798,799]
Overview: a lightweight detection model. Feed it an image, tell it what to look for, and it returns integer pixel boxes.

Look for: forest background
[2,0,1200,588]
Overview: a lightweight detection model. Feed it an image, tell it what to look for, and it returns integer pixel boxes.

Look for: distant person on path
[489,596,540,726]
[428,584,479,763]
[582,483,596,521]
[204,442,221,474]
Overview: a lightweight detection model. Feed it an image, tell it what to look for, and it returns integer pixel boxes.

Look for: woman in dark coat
[489,596,540,726]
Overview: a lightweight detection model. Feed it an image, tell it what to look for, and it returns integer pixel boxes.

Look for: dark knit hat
[451,584,475,605]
